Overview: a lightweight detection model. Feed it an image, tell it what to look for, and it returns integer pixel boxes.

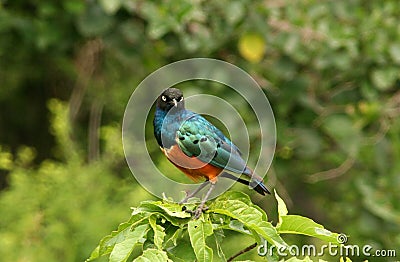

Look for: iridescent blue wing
[176,112,251,175]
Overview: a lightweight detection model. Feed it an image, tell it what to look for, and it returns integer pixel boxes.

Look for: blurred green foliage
[0,0,399,261]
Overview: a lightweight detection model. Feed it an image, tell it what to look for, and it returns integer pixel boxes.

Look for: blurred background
[0,0,399,261]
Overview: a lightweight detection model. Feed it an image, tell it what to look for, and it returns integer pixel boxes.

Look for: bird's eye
[179,97,184,101]
[161,95,167,101]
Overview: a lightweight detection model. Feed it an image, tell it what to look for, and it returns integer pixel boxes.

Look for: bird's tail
[220,172,271,196]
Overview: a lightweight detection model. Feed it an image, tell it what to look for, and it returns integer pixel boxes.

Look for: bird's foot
[181,181,215,219]
[185,204,209,219]
[194,204,209,219]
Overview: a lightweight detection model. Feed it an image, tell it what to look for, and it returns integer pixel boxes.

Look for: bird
[153,88,270,218]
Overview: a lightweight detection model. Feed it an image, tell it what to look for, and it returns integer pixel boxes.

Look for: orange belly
[161,145,222,183]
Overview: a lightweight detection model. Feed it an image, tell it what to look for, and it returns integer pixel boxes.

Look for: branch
[88,100,103,162]
[306,157,355,183]
[227,242,257,262]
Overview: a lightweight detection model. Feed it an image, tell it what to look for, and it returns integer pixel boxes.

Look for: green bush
[87,191,340,261]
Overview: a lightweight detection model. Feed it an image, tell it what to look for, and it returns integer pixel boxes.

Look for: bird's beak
[173,99,178,107]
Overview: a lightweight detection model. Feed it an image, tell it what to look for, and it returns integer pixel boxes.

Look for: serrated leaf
[188,218,214,262]
[210,199,287,248]
[133,248,172,262]
[277,215,339,243]
[109,224,149,262]
[274,190,288,226]
[149,215,166,250]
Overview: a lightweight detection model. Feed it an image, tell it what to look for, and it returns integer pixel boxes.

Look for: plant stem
[227,242,257,261]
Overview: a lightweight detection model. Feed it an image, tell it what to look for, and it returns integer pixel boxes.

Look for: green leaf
[133,201,193,227]
[339,257,352,262]
[188,218,214,262]
[109,224,149,262]
[213,229,226,261]
[214,191,268,220]
[277,215,339,243]
[86,246,100,262]
[213,191,252,205]
[148,215,166,250]
[133,248,172,262]
[167,240,197,262]
[87,213,150,261]
[220,220,252,235]
[137,201,192,219]
[163,226,183,248]
[274,190,288,226]
[87,222,131,260]
[210,199,287,248]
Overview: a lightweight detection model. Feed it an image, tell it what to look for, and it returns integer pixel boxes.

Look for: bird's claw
[185,204,209,219]
[194,205,208,219]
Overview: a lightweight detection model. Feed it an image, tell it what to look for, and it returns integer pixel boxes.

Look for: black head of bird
[156,88,185,111]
